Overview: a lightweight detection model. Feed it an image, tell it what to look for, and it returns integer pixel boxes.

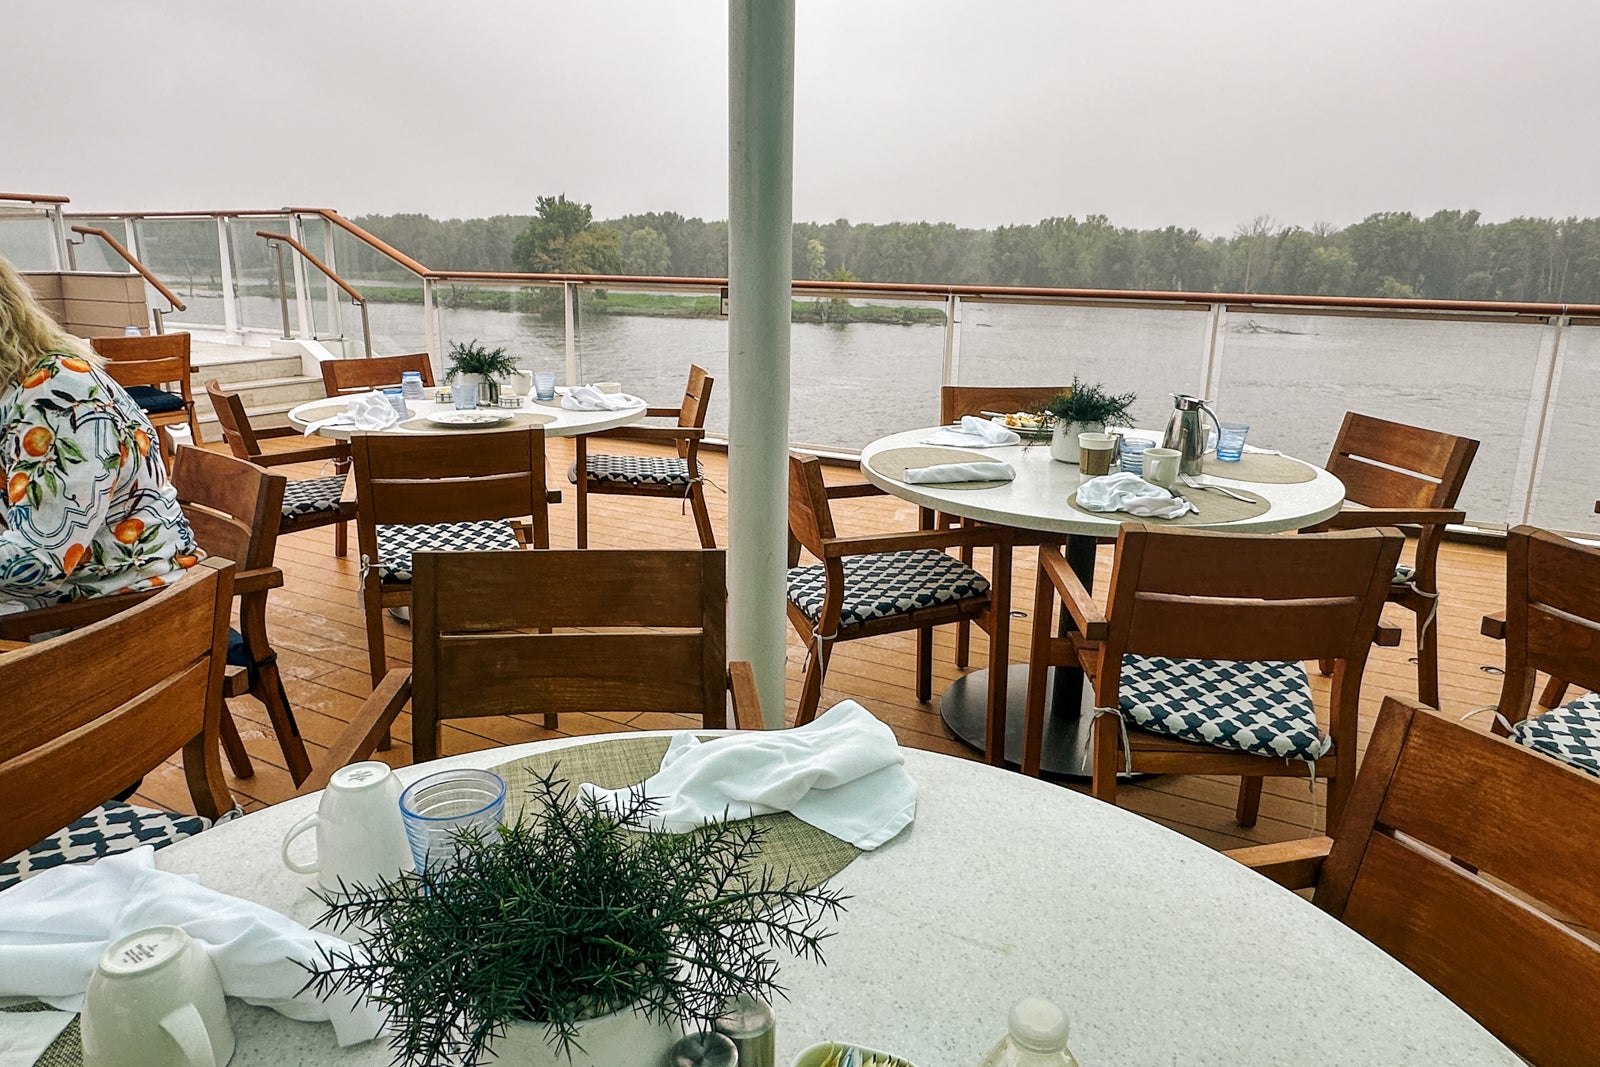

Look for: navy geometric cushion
[1393,563,1417,586]
[570,453,697,488]
[124,385,186,415]
[1118,654,1330,761]
[786,549,990,628]
[0,800,209,892]
[1509,690,1600,779]
[282,474,349,517]
[361,521,522,583]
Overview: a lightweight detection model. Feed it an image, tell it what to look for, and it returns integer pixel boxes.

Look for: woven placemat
[398,410,555,433]
[490,736,861,889]
[2,1003,81,1067]
[1201,451,1316,484]
[867,446,1011,490]
[1069,483,1270,525]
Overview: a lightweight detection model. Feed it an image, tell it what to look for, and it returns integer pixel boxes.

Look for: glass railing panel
[435,282,566,381]
[228,216,296,334]
[131,218,226,329]
[956,301,1207,431]
[0,213,59,270]
[1213,311,1547,526]
[66,218,133,273]
[1528,324,1600,535]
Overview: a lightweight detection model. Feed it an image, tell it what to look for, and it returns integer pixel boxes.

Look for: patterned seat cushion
[1393,563,1417,585]
[363,521,522,583]
[572,453,696,488]
[282,474,350,518]
[1509,690,1600,779]
[123,384,187,415]
[1118,654,1331,761]
[0,800,209,891]
[786,549,990,628]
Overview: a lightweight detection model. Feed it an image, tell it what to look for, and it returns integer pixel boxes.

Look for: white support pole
[728,0,795,726]
[563,282,579,386]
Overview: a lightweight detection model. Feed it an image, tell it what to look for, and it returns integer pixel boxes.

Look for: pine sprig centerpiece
[299,768,849,1067]
[1045,376,1138,427]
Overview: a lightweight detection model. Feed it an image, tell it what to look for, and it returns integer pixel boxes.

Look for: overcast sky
[6,0,1598,236]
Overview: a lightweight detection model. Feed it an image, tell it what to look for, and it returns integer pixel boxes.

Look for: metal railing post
[422,277,441,375]
[216,217,240,340]
[358,300,373,358]
[1199,303,1228,404]
[47,205,69,271]
[1509,313,1570,527]
[287,214,314,339]
[563,282,579,385]
[269,240,293,340]
[941,293,962,386]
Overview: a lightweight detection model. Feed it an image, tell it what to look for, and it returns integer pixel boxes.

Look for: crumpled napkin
[302,392,400,436]
[579,700,917,850]
[0,847,383,1047]
[1075,471,1197,518]
[921,416,1022,447]
[902,461,1016,485]
[560,386,643,411]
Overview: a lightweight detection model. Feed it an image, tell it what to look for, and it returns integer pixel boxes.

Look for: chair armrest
[254,426,312,440]
[1316,506,1465,530]
[1225,836,1333,891]
[727,660,765,730]
[231,567,284,597]
[1481,612,1507,640]
[255,443,350,467]
[298,669,413,795]
[825,482,887,500]
[645,406,682,418]
[1374,622,1402,646]
[824,523,1008,559]
[1038,549,1109,641]
[0,590,157,639]
[587,425,706,443]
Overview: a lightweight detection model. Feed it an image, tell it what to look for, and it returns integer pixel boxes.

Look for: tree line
[346,200,1600,305]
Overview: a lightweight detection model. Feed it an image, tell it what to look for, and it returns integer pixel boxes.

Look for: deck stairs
[185,339,326,444]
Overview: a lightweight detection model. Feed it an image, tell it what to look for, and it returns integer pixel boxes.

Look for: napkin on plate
[921,416,1022,447]
[0,847,383,1047]
[1075,471,1198,519]
[902,461,1016,485]
[560,386,642,411]
[579,700,917,850]
[302,392,400,436]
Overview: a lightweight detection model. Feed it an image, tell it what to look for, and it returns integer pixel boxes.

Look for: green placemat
[1201,451,1317,484]
[2,1003,81,1067]
[490,736,862,889]
[1069,483,1270,525]
[868,446,1011,490]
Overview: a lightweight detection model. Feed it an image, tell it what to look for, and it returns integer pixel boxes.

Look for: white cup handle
[160,1003,217,1067]
[282,812,321,874]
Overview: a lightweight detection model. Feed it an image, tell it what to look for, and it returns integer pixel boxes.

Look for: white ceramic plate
[991,414,1051,438]
[425,410,515,428]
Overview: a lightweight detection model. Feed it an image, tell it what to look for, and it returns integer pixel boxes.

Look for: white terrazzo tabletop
[155,735,1518,1066]
[286,394,646,440]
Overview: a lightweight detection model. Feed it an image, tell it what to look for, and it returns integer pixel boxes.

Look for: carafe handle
[1198,400,1222,454]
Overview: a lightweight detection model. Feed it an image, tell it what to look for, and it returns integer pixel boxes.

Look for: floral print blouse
[0,351,201,611]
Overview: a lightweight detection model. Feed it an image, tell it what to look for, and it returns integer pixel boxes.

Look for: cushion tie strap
[1460,703,1516,734]
[1091,705,1134,775]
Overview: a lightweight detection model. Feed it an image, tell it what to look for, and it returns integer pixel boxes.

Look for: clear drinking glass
[1215,422,1250,461]
[533,371,557,401]
[1119,437,1153,474]
[451,381,479,410]
[398,769,506,873]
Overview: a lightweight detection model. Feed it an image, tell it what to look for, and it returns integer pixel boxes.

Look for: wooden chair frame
[320,352,435,396]
[787,453,1014,755]
[1308,411,1479,708]
[1025,524,1402,828]
[1228,696,1600,1067]
[0,558,235,860]
[572,365,716,549]
[91,332,202,467]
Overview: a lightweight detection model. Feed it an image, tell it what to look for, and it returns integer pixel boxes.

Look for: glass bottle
[977,996,1081,1067]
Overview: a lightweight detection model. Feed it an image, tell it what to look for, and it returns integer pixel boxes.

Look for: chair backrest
[321,353,435,396]
[1316,695,1600,1066]
[1496,525,1600,721]
[1324,411,1479,510]
[940,384,1071,424]
[412,549,731,726]
[0,558,236,858]
[349,427,550,552]
[204,380,265,461]
[170,446,283,573]
[677,364,714,428]
[90,331,193,393]
[787,452,839,560]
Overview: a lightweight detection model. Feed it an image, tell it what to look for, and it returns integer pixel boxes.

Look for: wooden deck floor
[135,436,1524,853]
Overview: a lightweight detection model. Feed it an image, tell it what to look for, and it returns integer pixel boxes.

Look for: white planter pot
[485,1005,678,1066]
[1049,420,1104,463]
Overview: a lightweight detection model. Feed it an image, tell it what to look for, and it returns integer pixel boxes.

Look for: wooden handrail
[0,192,70,205]
[70,226,186,311]
[254,230,363,303]
[287,209,430,277]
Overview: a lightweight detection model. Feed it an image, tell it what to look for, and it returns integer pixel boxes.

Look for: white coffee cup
[1142,446,1182,489]
[282,761,413,892]
[82,926,234,1067]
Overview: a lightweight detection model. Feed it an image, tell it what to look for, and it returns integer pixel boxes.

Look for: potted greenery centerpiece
[1044,376,1138,463]
[300,770,847,1067]
[444,339,521,406]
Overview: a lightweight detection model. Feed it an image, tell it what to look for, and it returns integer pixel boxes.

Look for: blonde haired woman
[0,255,200,613]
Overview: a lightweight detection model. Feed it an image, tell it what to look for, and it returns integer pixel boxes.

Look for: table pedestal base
[940,664,1121,779]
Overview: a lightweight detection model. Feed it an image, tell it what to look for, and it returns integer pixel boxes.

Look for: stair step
[189,353,306,386]
[197,374,325,410]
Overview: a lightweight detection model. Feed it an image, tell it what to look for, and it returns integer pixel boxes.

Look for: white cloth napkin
[921,416,1022,447]
[902,461,1016,485]
[302,392,400,436]
[0,847,382,1047]
[1075,472,1198,519]
[0,1008,74,1067]
[560,386,641,411]
[579,700,917,850]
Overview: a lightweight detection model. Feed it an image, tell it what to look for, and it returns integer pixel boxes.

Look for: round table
[286,394,647,439]
[155,736,1516,1066]
[858,428,1347,775]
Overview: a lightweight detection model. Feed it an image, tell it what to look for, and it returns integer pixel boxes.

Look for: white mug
[82,926,234,1067]
[1142,446,1182,489]
[282,761,413,892]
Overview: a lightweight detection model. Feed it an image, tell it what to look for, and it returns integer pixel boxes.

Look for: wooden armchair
[0,559,235,888]
[1308,412,1479,708]
[1227,695,1600,1067]
[320,352,434,395]
[786,453,1014,751]
[91,331,202,466]
[570,365,716,549]
[1025,524,1401,828]
[303,549,762,792]
[350,427,551,684]
[206,379,355,557]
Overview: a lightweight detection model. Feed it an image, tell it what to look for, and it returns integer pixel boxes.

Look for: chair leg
[1415,603,1440,709]
[1235,777,1264,828]
[254,660,314,786]
[218,705,255,779]
[574,441,590,550]
[1316,658,1333,677]
[955,543,974,669]
[689,484,716,549]
[915,625,933,703]
[1020,560,1058,778]
[797,640,832,726]
[334,520,348,558]
[1090,712,1120,806]
[364,582,388,686]
[1539,675,1570,712]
